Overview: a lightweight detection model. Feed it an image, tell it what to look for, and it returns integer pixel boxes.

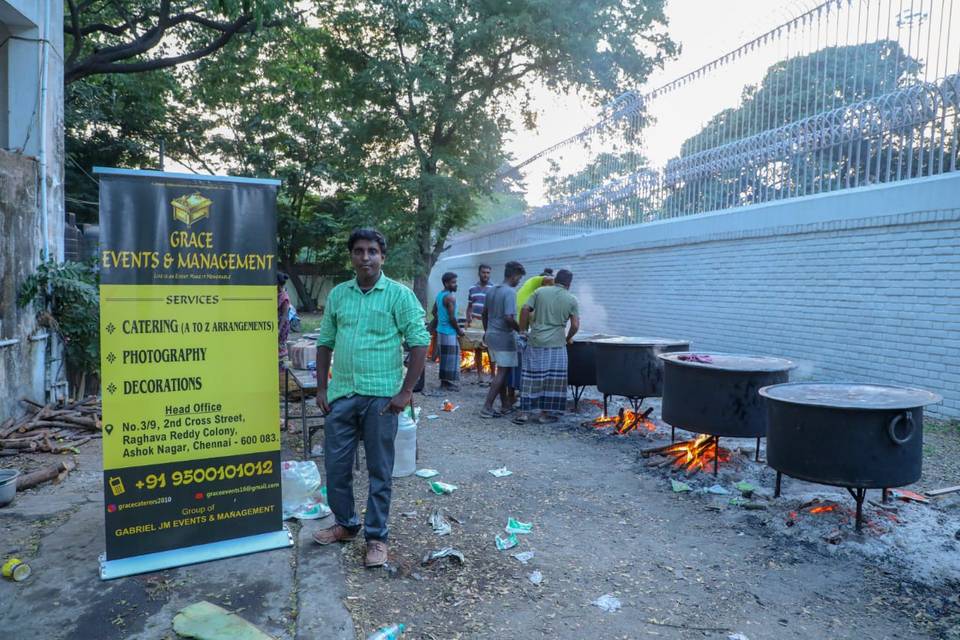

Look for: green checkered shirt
[316,273,430,402]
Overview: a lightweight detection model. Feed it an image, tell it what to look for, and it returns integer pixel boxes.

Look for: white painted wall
[432,173,960,418]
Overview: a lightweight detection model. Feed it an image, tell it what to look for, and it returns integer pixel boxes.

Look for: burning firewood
[459,349,493,373]
[640,434,734,475]
[586,407,656,434]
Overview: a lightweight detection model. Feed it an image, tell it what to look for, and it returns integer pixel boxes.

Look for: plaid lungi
[520,346,567,413]
[438,332,461,383]
[509,335,526,390]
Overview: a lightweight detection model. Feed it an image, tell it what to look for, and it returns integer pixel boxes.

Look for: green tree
[663,41,931,214]
[65,71,180,222]
[18,259,100,397]
[314,0,676,303]
[170,20,356,309]
[64,0,290,83]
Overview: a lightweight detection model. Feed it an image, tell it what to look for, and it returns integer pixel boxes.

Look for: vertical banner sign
[94,168,290,579]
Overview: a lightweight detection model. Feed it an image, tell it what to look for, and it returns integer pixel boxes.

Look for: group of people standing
[434,262,581,425]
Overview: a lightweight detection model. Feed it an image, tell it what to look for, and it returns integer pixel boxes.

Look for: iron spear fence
[451,0,960,255]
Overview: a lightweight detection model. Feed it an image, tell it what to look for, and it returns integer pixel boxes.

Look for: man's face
[478,267,491,285]
[446,277,458,292]
[507,273,523,287]
[350,239,384,279]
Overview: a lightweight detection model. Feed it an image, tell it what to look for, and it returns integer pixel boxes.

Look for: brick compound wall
[432,172,960,419]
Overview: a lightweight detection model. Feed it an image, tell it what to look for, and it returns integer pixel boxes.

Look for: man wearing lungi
[514,269,579,425]
[434,271,464,391]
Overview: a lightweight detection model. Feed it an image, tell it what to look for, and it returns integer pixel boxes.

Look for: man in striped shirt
[467,264,494,384]
[312,228,429,568]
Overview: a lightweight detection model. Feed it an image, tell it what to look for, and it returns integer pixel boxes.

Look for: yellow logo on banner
[171,192,213,226]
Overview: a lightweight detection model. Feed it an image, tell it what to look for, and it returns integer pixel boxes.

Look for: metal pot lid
[590,336,690,347]
[759,382,942,410]
[571,333,619,343]
[659,352,795,373]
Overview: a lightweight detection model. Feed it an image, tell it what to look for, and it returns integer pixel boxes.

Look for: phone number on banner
[138,460,274,490]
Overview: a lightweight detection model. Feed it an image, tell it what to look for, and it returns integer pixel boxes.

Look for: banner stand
[93,166,285,578]
[100,525,293,580]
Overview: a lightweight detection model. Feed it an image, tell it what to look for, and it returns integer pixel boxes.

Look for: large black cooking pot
[592,337,690,399]
[567,334,618,388]
[760,383,942,488]
[659,353,794,438]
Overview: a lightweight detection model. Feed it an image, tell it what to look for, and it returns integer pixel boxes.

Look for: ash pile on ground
[627,406,960,587]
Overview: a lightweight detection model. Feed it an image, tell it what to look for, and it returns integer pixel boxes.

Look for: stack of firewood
[0,397,101,456]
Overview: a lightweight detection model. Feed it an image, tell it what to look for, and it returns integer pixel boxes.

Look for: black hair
[478,263,492,272]
[441,271,458,285]
[277,272,289,285]
[347,228,387,254]
[504,261,526,278]
[541,268,554,276]
[555,269,573,286]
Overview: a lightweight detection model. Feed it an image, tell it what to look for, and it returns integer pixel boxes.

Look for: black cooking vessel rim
[659,351,795,373]
[590,336,690,347]
[759,381,941,410]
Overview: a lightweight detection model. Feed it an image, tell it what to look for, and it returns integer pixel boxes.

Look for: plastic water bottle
[391,408,418,478]
[367,623,405,640]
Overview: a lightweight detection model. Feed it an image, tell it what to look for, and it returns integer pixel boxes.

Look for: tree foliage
[313,0,675,302]
[66,70,180,222]
[17,259,100,396]
[64,0,290,83]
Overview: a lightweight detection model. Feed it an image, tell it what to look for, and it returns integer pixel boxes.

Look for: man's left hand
[382,389,413,415]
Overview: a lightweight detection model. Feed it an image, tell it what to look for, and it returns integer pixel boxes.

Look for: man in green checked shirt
[312,228,429,568]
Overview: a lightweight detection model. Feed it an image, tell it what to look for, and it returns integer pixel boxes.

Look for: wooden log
[925,485,960,498]
[0,449,18,457]
[16,459,76,490]
[652,456,676,468]
[640,443,681,457]
[1,440,38,451]
[32,420,99,432]
[17,406,51,433]
[57,414,99,429]
[2,430,51,442]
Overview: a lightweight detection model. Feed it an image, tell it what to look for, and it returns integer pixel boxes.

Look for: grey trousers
[324,395,398,541]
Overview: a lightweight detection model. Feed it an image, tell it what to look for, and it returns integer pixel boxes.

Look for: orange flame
[591,409,656,434]
[809,504,838,515]
[658,434,732,472]
[460,350,493,373]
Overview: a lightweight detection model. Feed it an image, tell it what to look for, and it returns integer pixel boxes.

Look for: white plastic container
[392,407,419,477]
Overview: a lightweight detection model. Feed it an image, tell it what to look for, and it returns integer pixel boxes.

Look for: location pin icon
[104,424,114,435]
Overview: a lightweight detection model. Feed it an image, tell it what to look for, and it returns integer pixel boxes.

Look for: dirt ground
[2,359,958,640]
[291,363,960,640]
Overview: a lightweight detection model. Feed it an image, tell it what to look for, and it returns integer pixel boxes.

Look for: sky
[503,0,801,167]
[508,0,960,205]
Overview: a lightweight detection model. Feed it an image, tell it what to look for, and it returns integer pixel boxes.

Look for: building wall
[0,150,48,420]
[432,172,960,419]
[0,0,65,261]
[0,0,66,421]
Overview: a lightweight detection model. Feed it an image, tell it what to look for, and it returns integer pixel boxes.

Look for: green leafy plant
[17,258,100,397]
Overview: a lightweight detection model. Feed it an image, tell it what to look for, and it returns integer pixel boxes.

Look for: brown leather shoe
[312,524,357,545]
[365,540,388,567]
